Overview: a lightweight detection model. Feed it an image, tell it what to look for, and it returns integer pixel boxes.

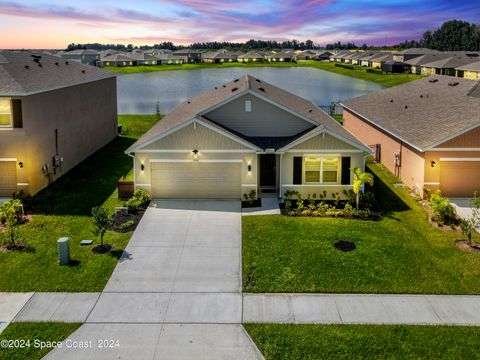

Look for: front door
[259,154,276,188]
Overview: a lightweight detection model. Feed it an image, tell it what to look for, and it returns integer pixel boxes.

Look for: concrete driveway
[104,200,242,293]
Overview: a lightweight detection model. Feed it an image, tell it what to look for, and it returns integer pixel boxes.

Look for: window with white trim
[245,100,252,112]
[0,99,12,127]
[304,156,339,183]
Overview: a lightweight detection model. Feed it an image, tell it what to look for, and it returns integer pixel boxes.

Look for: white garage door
[0,161,17,197]
[151,162,242,199]
[440,160,480,198]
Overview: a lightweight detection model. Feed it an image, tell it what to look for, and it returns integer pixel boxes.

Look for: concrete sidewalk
[244,293,480,325]
[0,292,33,333]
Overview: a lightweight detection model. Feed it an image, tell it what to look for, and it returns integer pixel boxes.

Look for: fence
[318,103,344,115]
[118,177,134,199]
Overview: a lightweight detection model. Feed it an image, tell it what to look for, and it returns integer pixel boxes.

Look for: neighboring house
[126,75,371,200]
[0,52,117,196]
[316,50,333,61]
[127,51,157,65]
[392,48,442,62]
[404,53,452,74]
[100,53,135,67]
[370,54,393,68]
[268,51,295,62]
[421,55,479,77]
[342,76,480,198]
[457,61,480,80]
[358,52,382,67]
[296,50,321,61]
[381,60,405,73]
[349,52,366,65]
[238,52,264,63]
[61,49,100,66]
[156,54,185,65]
[173,49,202,63]
[202,51,236,63]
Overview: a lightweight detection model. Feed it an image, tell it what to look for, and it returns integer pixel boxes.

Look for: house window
[304,156,339,183]
[0,99,12,127]
[245,100,252,112]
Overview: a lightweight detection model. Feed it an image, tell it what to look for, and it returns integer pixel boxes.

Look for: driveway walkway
[45,200,263,360]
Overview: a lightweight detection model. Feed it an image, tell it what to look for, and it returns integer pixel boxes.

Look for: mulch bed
[112,209,146,233]
[455,240,480,253]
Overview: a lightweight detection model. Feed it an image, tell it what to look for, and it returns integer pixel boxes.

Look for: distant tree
[421,20,479,51]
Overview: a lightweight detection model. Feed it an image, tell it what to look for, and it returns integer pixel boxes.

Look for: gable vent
[448,81,459,87]
[429,78,438,83]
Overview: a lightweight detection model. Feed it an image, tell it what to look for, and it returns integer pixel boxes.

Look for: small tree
[91,206,112,247]
[351,167,374,210]
[461,192,480,247]
[0,199,22,248]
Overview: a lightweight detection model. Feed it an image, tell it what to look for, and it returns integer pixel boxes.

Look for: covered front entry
[259,154,277,195]
[150,161,242,199]
[0,161,17,197]
[440,160,480,197]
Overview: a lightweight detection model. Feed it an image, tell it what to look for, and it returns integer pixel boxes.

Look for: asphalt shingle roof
[128,75,368,152]
[0,51,115,96]
[342,76,480,151]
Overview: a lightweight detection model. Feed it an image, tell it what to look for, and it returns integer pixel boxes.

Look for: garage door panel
[0,161,17,197]
[440,161,480,197]
[151,162,241,199]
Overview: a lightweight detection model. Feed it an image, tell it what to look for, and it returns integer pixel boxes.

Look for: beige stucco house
[126,75,371,200]
[342,76,480,198]
[0,51,117,196]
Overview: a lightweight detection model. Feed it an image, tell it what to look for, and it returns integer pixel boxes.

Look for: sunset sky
[0,0,479,49]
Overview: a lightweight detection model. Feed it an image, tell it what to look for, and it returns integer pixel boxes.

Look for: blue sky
[0,0,478,48]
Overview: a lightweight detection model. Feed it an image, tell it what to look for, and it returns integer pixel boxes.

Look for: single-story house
[392,48,442,62]
[100,53,136,67]
[0,52,117,196]
[370,54,393,69]
[457,61,480,80]
[156,54,185,65]
[358,52,383,67]
[173,49,202,63]
[381,60,405,73]
[202,51,236,63]
[238,52,264,63]
[420,55,478,77]
[404,53,452,74]
[126,75,371,200]
[268,51,295,62]
[128,51,157,66]
[342,76,480,198]
[61,49,100,66]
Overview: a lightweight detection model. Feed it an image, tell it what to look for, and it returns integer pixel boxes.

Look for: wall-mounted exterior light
[141,164,145,171]
[247,164,252,172]
[431,161,436,168]
[192,149,199,161]
[18,162,23,168]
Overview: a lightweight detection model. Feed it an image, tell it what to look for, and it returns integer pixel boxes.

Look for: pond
[117,66,384,114]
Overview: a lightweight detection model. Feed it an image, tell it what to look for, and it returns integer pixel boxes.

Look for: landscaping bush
[428,190,458,226]
[125,189,151,213]
[0,199,24,249]
[12,190,34,211]
[335,63,356,70]
[119,220,135,231]
[243,190,257,205]
[91,206,112,252]
[366,68,384,74]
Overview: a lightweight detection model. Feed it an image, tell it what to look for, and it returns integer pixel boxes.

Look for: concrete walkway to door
[44,200,263,360]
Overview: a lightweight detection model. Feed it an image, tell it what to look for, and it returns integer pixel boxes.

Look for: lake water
[117,67,384,114]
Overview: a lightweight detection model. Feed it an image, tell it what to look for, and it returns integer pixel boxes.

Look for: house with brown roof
[456,61,480,80]
[126,75,371,200]
[238,52,264,63]
[0,52,117,196]
[404,53,452,74]
[420,54,478,77]
[342,76,480,197]
[61,49,100,66]
[392,48,442,62]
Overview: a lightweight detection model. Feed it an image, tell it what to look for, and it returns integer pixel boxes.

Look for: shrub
[423,186,432,200]
[0,199,23,248]
[12,190,33,210]
[335,63,356,70]
[428,190,458,226]
[125,189,151,213]
[119,220,135,231]
[243,190,257,205]
[366,68,383,74]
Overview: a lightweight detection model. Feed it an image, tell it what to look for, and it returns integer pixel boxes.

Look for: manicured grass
[245,324,480,360]
[0,115,160,291]
[242,162,480,294]
[0,322,81,360]
[106,61,422,87]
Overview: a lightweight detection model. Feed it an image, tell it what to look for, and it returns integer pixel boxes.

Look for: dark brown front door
[260,154,276,187]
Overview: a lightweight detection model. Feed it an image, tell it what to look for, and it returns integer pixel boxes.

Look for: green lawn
[243,162,480,294]
[106,61,422,87]
[0,322,81,360]
[0,115,160,291]
[245,324,480,360]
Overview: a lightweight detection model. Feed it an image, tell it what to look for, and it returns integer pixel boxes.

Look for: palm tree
[351,167,374,210]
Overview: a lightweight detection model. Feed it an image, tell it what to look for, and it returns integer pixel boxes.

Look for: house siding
[204,93,315,137]
[343,109,425,192]
[290,133,356,150]
[0,77,117,195]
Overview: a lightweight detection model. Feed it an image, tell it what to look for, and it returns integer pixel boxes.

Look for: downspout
[278,153,283,200]
[127,152,136,190]
[398,141,403,179]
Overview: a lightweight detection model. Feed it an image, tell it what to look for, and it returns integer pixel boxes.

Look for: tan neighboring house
[126,75,371,200]
[392,48,442,62]
[404,53,452,74]
[0,51,117,196]
[342,76,480,198]
[457,61,480,80]
[420,55,478,77]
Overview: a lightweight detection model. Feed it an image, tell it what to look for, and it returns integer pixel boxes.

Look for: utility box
[58,237,70,265]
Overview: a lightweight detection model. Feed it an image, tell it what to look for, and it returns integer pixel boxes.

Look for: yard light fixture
[192,149,199,161]
[431,161,436,168]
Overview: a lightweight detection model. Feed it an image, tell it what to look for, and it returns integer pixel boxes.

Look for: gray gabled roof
[341,76,480,151]
[457,60,480,71]
[0,51,115,96]
[404,53,452,66]
[392,48,442,56]
[422,55,478,69]
[127,75,369,152]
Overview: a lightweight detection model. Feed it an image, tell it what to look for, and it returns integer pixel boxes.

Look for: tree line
[66,20,480,52]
